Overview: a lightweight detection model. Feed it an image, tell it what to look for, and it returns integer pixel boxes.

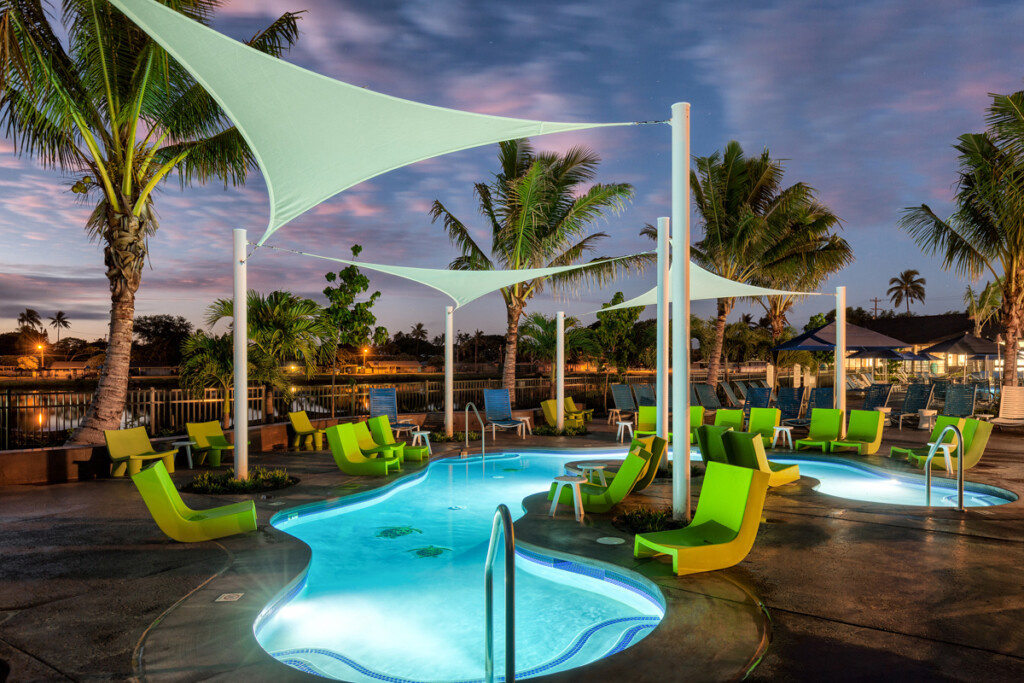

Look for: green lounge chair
[634,461,771,576]
[714,409,744,432]
[186,421,236,467]
[604,435,656,480]
[747,408,780,448]
[695,424,732,465]
[547,445,652,513]
[793,408,844,452]
[829,410,884,455]
[631,436,668,492]
[906,419,992,471]
[690,405,705,443]
[541,399,583,429]
[635,405,672,441]
[564,397,593,423]
[368,415,428,462]
[722,431,800,487]
[131,461,256,543]
[325,423,399,476]
[288,411,325,451]
[889,416,965,460]
[105,427,177,477]
[354,420,402,463]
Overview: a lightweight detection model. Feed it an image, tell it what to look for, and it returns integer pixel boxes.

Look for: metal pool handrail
[464,402,486,460]
[923,424,965,511]
[484,504,515,683]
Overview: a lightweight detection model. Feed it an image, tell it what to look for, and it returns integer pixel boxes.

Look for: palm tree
[901,90,1024,385]
[886,269,927,314]
[409,322,428,358]
[48,311,70,344]
[432,139,650,400]
[689,141,852,387]
[964,280,1002,336]
[0,1,303,445]
[473,329,485,367]
[517,313,596,398]
[17,308,41,331]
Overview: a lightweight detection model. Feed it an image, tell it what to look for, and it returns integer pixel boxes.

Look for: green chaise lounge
[747,407,780,448]
[695,424,732,465]
[714,409,745,432]
[564,397,594,423]
[288,411,325,451]
[368,415,429,462]
[723,430,800,486]
[354,420,402,463]
[635,405,672,441]
[541,399,583,429]
[793,408,844,452]
[325,423,399,476]
[690,405,705,442]
[829,409,884,455]
[905,419,991,471]
[105,427,177,477]
[547,445,651,514]
[634,461,770,575]
[631,436,668,493]
[131,461,256,542]
[889,415,965,460]
[186,420,236,467]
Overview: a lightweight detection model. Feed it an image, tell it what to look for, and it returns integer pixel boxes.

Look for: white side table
[578,463,608,487]
[616,421,634,443]
[607,408,622,424]
[411,430,432,454]
[549,475,586,522]
[172,440,196,469]
[927,442,955,474]
[875,406,892,425]
[516,416,533,436]
[771,426,794,450]
[918,409,938,431]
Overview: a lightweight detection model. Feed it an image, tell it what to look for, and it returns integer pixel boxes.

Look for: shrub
[429,430,481,442]
[533,424,589,437]
[183,466,294,494]
[613,507,681,535]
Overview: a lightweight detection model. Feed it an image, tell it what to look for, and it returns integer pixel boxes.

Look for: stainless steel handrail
[464,402,486,460]
[484,504,515,683]
[923,424,965,511]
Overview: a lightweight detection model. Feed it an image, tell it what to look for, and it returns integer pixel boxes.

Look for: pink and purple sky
[2,0,1023,343]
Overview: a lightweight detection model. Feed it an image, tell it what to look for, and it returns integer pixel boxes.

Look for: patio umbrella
[772,321,908,353]
[920,333,999,381]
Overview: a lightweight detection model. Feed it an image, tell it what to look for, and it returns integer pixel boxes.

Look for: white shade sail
[110,0,632,245]
[591,263,816,313]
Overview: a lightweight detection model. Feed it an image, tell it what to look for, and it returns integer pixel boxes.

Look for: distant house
[365,359,425,374]
[48,361,89,378]
[858,313,999,347]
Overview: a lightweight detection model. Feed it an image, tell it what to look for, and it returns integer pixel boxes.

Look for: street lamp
[363,347,369,373]
[36,343,44,372]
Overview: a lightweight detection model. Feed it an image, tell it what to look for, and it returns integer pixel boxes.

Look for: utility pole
[870,297,884,318]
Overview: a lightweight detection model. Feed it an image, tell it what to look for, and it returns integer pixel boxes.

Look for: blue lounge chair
[719,382,742,408]
[890,383,934,429]
[784,387,832,428]
[733,381,749,401]
[743,387,772,414]
[943,384,977,418]
[609,383,637,424]
[369,387,416,437]
[483,388,525,438]
[776,387,805,424]
[633,383,656,407]
[862,384,892,412]
[695,384,723,411]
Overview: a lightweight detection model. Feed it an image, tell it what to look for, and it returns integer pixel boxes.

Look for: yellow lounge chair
[288,411,325,451]
[723,430,800,487]
[793,408,844,452]
[541,399,583,429]
[714,409,745,432]
[547,445,651,513]
[564,397,594,423]
[354,420,402,463]
[325,423,400,476]
[906,419,992,471]
[829,409,884,455]
[368,415,428,462]
[889,416,965,460]
[186,421,235,467]
[634,461,770,575]
[131,461,256,542]
[105,427,177,477]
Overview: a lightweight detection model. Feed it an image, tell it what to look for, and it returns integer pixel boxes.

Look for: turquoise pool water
[256,451,663,682]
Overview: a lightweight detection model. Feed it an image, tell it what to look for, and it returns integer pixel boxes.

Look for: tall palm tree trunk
[502,305,523,403]
[706,298,732,387]
[1002,297,1021,387]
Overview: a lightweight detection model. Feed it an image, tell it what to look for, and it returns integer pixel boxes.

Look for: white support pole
[233,229,249,480]
[657,216,670,440]
[835,286,847,421]
[671,102,692,522]
[445,306,454,437]
[556,312,565,431]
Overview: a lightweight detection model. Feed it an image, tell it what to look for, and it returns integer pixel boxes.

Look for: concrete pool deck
[1,420,1023,681]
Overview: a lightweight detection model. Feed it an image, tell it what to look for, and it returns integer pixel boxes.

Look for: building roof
[859,314,999,346]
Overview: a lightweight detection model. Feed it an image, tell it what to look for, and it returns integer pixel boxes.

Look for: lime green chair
[288,411,325,451]
[604,435,656,480]
[631,436,668,493]
[104,427,177,477]
[564,397,593,423]
[829,410,884,455]
[690,405,705,443]
[747,408,780,448]
[368,415,428,462]
[793,408,844,452]
[353,420,402,463]
[325,423,399,476]
[131,461,256,542]
[695,424,732,465]
[635,405,672,441]
[541,399,583,429]
[723,430,800,486]
[714,409,744,432]
[906,419,992,471]
[547,445,651,513]
[634,461,770,575]
[186,421,236,467]
[889,416,965,460]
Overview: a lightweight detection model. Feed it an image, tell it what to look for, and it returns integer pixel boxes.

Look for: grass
[182,466,295,494]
